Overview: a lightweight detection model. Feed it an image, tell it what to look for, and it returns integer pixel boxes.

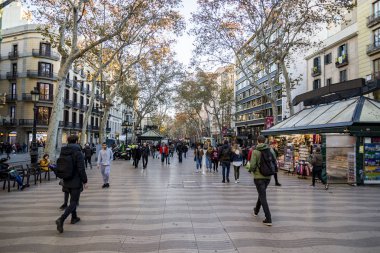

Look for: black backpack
[221,147,231,161]
[259,149,277,176]
[56,153,75,180]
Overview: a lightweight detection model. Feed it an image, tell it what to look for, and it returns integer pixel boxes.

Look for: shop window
[339,70,347,82]
[38,62,53,76]
[38,83,52,101]
[326,78,332,85]
[37,107,51,124]
[313,79,321,90]
[324,53,332,64]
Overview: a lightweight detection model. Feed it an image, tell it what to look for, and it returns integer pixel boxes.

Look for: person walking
[97,142,113,188]
[177,142,183,163]
[219,140,232,183]
[205,146,213,172]
[194,144,204,173]
[232,148,243,183]
[270,141,281,186]
[82,144,93,169]
[248,135,275,226]
[310,147,329,189]
[134,145,142,168]
[5,143,12,160]
[141,143,149,169]
[55,135,88,233]
[183,144,188,159]
[211,147,219,173]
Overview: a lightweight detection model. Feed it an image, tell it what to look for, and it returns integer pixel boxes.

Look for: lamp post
[30,87,40,164]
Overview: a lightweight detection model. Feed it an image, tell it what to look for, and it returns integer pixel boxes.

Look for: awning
[262,96,380,136]
[137,130,163,141]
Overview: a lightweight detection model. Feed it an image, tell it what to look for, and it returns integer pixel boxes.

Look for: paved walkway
[0,152,380,253]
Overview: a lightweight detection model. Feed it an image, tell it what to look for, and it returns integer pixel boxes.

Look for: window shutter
[49,84,53,100]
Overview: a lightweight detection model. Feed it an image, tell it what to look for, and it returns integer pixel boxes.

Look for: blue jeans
[206,157,212,170]
[196,158,202,170]
[221,162,230,182]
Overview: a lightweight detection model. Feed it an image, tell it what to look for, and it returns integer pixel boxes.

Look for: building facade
[306,8,359,91]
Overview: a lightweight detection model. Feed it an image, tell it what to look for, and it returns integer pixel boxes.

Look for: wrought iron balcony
[65,79,73,87]
[27,70,58,80]
[8,51,18,60]
[1,119,17,126]
[80,104,88,112]
[367,43,380,56]
[72,102,81,109]
[73,81,80,90]
[39,94,54,102]
[19,119,48,126]
[32,49,60,61]
[335,54,348,68]
[6,94,17,102]
[6,72,18,80]
[64,99,72,107]
[367,11,380,28]
[311,66,321,77]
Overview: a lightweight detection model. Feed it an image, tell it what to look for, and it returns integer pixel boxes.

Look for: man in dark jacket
[141,143,149,169]
[218,140,232,183]
[311,147,328,189]
[82,143,93,169]
[134,145,142,168]
[177,143,183,163]
[56,135,87,233]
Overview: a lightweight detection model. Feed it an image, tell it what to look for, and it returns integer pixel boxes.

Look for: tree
[27,0,183,159]
[191,0,354,122]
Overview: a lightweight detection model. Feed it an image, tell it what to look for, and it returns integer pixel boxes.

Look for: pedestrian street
[0,153,380,253]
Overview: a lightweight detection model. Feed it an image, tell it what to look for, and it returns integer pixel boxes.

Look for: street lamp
[30,87,40,164]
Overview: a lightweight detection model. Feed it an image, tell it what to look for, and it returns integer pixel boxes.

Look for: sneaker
[71,217,81,224]
[235,180,237,184]
[102,184,107,188]
[237,179,240,183]
[275,183,281,186]
[105,183,110,188]
[262,219,272,226]
[59,204,67,211]
[227,179,230,183]
[252,208,258,217]
[56,218,64,233]
[325,184,329,190]
[222,180,225,183]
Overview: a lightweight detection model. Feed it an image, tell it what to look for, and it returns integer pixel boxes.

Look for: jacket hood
[61,144,81,155]
[256,143,269,151]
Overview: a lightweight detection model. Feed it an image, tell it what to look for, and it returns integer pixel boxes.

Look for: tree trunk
[280,60,295,116]
[80,78,98,147]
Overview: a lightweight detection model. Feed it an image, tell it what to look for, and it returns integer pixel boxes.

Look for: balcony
[1,119,17,126]
[65,79,73,87]
[367,43,380,56]
[311,66,321,77]
[60,121,72,128]
[92,125,99,131]
[73,81,80,90]
[32,49,60,61]
[95,93,101,100]
[86,88,91,95]
[39,94,54,102]
[27,70,58,81]
[19,119,48,126]
[335,54,348,68]
[73,67,80,74]
[8,51,19,60]
[367,11,380,28]
[80,85,87,94]
[64,99,72,107]
[80,104,88,112]
[22,93,33,101]
[6,94,17,102]
[6,72,18,80]
[72,101,81,110]
[72,123,81,129]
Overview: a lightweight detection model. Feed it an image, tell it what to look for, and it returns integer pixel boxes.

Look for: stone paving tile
[1,152,380,253]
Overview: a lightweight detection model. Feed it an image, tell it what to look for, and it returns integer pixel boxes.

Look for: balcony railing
[72,102,81,109]
[80,86,87,94]
[80,104,88,112]
[72,123,81,129]
[367,11,380,28]
[8,51,18,60]
[6,72,18,80]
[65,79,73,87]
[311,66,321,77]
[366,71,380,83]
[73,81,80,90]
[335,54,348,68]
[32,49,60,61]
[6,94,17,102]
[39,94,54,102]
[22,93,33,101]
[92,125,99,130]
[1,119,17,126]
[19,119,49,126]
[59,121,73,128]
[27,70,58,80]
[64,99,72,106]
[367,43,380,56]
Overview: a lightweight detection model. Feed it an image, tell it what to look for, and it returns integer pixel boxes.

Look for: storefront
[262,96,380,185]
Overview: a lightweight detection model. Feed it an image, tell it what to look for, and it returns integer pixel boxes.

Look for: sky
[174,0,198,68]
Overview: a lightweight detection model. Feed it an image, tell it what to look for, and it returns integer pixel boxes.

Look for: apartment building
[0,24,106,145]
[305,8,359,91]
[358,0,380,99]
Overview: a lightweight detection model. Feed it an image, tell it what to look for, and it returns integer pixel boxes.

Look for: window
[65,89,70,100]
[374,28,380,47]
[38,62,53,77]
[64,110,69,122]
[80,96,84,105]
[313,79,321,90]
[10,106,15,119]
[11,83,16,99]
[338,44,347,57]
[40,43,51,56]
[313,57,320,67]
[72,112,77,124]
[12,63,17,75]
[339,70,347,82]
[374,58,380,74]
[326,78,332,86]
[37,107,51,124]
[73,93,77,103]
[374,0,380,16]
[324,53,332,64]
[12,44,18,55]
[38,83,52,101]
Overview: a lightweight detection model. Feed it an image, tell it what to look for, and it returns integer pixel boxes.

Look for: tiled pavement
[0,152,380,253]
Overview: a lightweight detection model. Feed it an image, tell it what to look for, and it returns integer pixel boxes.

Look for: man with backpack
[248,135,276,226]
[218,140,232,183]
[55,135,88,233]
